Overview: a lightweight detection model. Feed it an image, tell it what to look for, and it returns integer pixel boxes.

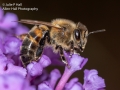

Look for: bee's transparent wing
[13,19,62,29]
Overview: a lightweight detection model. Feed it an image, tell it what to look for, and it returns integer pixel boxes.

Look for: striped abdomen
[20,26,43,67]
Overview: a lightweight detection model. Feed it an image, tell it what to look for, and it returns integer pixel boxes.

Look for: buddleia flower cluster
[0,7,106,90]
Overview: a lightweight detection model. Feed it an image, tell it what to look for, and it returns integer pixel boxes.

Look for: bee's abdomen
[29,28,42,43]
[20,28,43,66]
[21,46,35,56]
[20,36,38,66]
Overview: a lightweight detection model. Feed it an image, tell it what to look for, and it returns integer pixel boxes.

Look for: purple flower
[0,12,18,30]
[69,82,83,90]
[2,63,27,77]
[0,41,4,52]
[0,7,3,21]
[55,52,88,90]
[46,69,61,88]
[39,55,52,68]
[0,6,106,90]
[0,49,8,63]
[38,83,53,90]
[15,24,29,35]
[43,47,64,66]
[83,69,106,90]
[27,55,51,76]
[0,73,35,90]
[0,7,29,41]
[0,60,27,77]
[65,78,83,90]
[27,62,43,77]
[38,69,61,90]
[3,36,21,55]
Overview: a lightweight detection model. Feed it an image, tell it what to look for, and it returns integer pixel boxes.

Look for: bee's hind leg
[36,30,50,60]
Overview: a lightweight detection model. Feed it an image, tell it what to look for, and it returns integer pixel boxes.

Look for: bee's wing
[13,19,62,29]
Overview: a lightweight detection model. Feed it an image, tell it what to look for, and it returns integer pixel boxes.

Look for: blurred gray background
[0,0,120,90]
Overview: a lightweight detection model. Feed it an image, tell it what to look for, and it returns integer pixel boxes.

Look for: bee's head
[74,22,106,52]
[74,22,88,52]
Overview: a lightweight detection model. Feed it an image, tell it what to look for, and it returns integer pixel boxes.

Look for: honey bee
[16,18,105,68]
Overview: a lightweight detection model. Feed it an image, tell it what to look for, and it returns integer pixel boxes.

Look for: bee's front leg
[69,41,74,57]
[58,46,71,69]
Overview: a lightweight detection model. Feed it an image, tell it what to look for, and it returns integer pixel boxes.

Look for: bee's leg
[69,41,74,57]
[36,30,50,60]
[46,32,51,44]
[59,46,71,69]
[55,45,59,50]
[35,46,44,60]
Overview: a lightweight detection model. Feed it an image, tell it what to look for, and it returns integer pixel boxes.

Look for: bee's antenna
[87,29,106,37]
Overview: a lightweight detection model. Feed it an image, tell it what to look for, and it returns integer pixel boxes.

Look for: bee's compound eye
[74,29,80,40]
